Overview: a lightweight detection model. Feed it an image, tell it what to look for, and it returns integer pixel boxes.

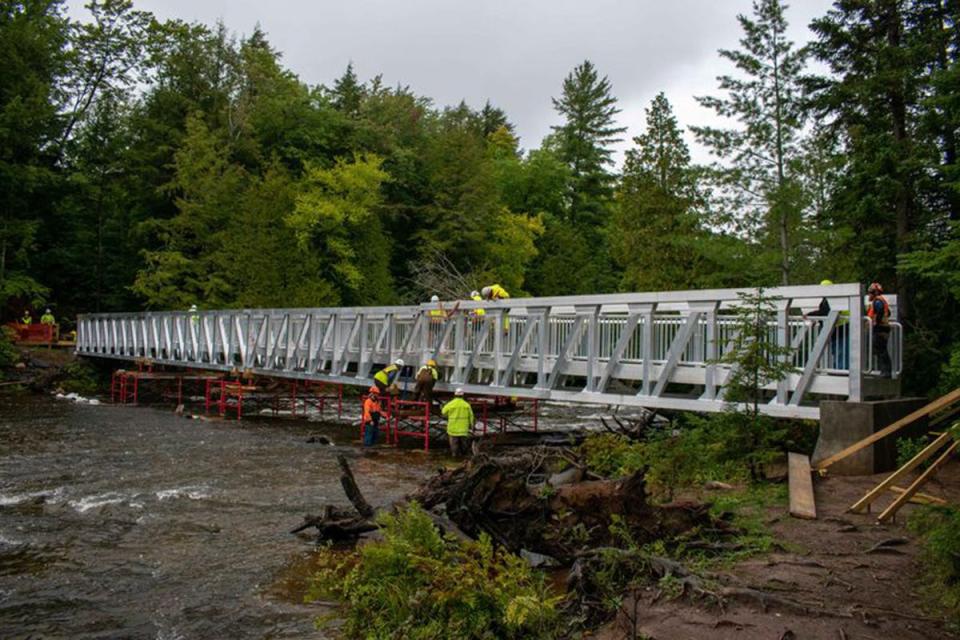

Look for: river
[0,393,435,639]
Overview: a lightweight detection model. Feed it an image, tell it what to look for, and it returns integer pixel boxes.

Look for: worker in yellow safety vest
[468,290,486,317]
[428,294,445,322]
[414,359,439,403]
[480,285,510,333]
[374,359,404,393]
[21,310,32,325]
[40,309,55,325]
[480,284,509,301]
[442,388,474,457]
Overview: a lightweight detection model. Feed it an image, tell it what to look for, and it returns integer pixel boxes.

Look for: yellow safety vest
[442,397,474,436]
[471,295,486,316]
[418,365,439,381]
[374,364,400,386]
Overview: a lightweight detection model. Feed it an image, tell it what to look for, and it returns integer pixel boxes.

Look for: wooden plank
[878,440,959,523]
[788,452,817,519]
[814,387,960,471]
[888,486,947,506]
[848,430,953,513]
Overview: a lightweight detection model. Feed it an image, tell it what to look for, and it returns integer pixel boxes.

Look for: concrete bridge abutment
[812,398,928,475]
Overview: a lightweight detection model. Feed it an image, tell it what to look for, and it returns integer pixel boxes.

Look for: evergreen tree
[543,60,625,294]
[613,93,702,291]
[331,62,364,117]
[0,0,69,311]
[808,0,958,393]
[551,60,626,227]
[479,100,513,137]
[692,0,809,285]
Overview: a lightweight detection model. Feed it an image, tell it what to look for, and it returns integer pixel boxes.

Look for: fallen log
[337,454,374,518]
[293,455,378,542]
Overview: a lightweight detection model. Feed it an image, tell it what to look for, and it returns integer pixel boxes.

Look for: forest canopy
[3,0,960,395]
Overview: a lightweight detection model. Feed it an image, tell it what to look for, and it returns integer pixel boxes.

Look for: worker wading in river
[441,388,474,458]
[361,386,383,447]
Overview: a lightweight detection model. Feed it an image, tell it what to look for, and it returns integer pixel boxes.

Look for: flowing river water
[0,393,438,639]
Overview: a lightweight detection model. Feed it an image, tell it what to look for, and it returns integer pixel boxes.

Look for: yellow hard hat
[427,359,437,366]
[819,279,834,286]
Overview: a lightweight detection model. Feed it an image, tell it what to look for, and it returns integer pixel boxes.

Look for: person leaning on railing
[867,282,892,377]
[803,280,849,370]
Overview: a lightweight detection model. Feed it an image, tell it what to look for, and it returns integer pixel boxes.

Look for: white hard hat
[189,304,198,311]
[394,358,404,367]
[470,290,479,298]
[454,388,464,396]
[430,294,439,302]
[45,308,51,313]
[481,286,492,297]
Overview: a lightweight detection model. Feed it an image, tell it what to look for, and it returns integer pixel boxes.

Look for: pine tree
[551,59,626,228]
[332,62,364,117]
[717,288,795,480]
[692,0,808,285]
[613,93,702,291]
[808,0,957,391]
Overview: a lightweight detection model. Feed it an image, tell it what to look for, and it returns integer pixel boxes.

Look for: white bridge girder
[75,283,903,420]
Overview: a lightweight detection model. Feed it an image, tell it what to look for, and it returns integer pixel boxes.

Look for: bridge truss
[76,283,902,420]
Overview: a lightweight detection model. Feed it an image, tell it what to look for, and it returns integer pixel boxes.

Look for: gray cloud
[66,0,834,163]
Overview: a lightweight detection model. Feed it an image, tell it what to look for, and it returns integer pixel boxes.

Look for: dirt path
[599,466,960,640]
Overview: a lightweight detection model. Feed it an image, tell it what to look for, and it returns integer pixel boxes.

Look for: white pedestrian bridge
[76,283,902,420]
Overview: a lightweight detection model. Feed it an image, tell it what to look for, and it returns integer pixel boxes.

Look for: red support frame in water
[390,398,431,452]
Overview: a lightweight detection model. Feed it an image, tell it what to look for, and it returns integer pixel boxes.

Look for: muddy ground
[598,465,960,640]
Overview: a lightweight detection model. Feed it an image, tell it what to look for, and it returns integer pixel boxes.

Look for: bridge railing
[76,283,901,419]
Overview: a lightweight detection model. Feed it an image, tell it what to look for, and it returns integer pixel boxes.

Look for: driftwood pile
[411,449,725,562]
[291,445,746,626]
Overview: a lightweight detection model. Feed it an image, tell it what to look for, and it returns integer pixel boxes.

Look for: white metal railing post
[848,285,865,402]
[775,298,791,406]
[583,305,600,392]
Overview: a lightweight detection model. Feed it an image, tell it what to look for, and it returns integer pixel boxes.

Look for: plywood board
[789,452,817,519]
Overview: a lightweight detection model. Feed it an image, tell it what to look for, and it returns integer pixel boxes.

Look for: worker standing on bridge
[469,290,486,317]
[414,359,439,403]
[40,309,55,325]
[867,282,892,377]
[21,309,32,325]
[373,358,404,394]
[361,386,383,447]
[442,388,474,457]
[804,280,848,370]
[428,295,445,323]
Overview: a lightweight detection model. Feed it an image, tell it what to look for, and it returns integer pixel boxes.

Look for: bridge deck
[76,284,902,420]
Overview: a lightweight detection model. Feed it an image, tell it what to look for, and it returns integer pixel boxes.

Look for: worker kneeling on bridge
[362,386,383,447]
[442,388,474,458]
[480,284,509,301]
[373,358,404,394]
[414,359,439,403]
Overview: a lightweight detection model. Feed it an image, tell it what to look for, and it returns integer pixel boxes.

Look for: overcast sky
[66,0,834,164]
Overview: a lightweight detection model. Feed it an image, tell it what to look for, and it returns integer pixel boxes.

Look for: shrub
[579,425,746,500]
[0,326,19,372]
[58,359,101,394]
[896,436,931,470]
[908,505,960,625]
[579,432,646,479]
[306,502,563,639]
